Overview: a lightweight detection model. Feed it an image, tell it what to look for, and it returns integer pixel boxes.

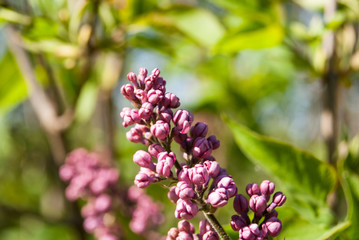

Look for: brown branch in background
[4,25,86,240]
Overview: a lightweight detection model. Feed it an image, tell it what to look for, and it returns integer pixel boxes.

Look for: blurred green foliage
[0,0,359,239]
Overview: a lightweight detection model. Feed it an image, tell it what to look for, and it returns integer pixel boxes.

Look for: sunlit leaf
[225,117,336,206]
[168,9,225,48]
[215,25,284,53]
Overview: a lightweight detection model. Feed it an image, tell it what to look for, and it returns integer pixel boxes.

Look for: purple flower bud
[173,110,193,134]
[207,188,229,207]
[193,137,212,159]
[121,84,136,100]
[159,107,173,123]
[167,227,179,240]
[260,180,275,197]
[59,165,75,181]
[249,195,267,214]
[134,172,153,188]
[139,102,153,119]
[230,215,247,231]
[273,192,286,206]
[203,160,220,178]
[217,177,237,198]
[175,181,195,200]
[249,224,260,237]
[120,107,141,127]
[126,126,146,144]
[168,186,179,203]
[233,194,249,214]
[148,143,165,158]
[199,219,212,235]
[189,164,209,186]
[138,68,147,87]
[175,199,198,220]
[156,152,176,177]
[162,92,180,108]
[94,194,111,212]
[133,150,152,168]
[151,120,170,140]
[239,226,255,240]
[190,122,208,138]
[207,135,220,150]
[264,217,282,237]
[134,89,147,103]
[246,183,260,196]
[178,165,191,183]
[127,71,138,87]
[83,216,102,233]
[172,127,187,144]
[203,231,219,240]
[178,220,195,233]
[177,231,194,240]
[147,89,163,105]
[153,76,166,93]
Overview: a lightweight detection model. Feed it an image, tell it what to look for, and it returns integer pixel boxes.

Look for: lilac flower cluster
[59,149,120,240]
[166,219,219,240]
[127,186,164,235]
[120,68,238,222]
[231,180,286,240]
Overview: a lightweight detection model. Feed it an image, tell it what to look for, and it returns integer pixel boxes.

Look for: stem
[202,211,231,240]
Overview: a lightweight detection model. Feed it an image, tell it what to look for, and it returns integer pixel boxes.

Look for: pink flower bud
[199,219,212,235]
[148,89,163,104]
[175,181,195,200]
[156,152,176,177]
[264,217,282,237]
[249,223,260,236]
[152,68,160,77]
[168,186,179,203]
[217,177,237,198]
[153,76,166,93]
[134,172,153,188]
[272,192,286,206]
[151,120,170,140]
[239,226,255,240]
[134,89,147,103]
[159,107,173,123]
[162,92,180,108]
[178,220,195,233]
[121,84,136,100]
[189,164,209,186]
[230,215,247,231]
[167,227,179,240]
[207,188,229,207]
[203,231,219,240]
[260,180,275,197]
[173,110,193,134]
[127,71,138,87]
[190,122,208,138]
[138,68,147,87]
[126,125,147,144]
[203,160,220,178]
[59,164,75,181]
[207,135,220,150]
[193,137,212,159]
[94,194,112,212]
[177,165,191,183]
[233,194,249,214]
[120,107,140,127]
[175,199,198,220]
[246,183,260,196]
[83,216,102,233]
[177,231,194,240]
[249,195,267,214]
[148,144,165,158]
[139,102,153,119]
[99,234,117,240]
[133,150,153,168]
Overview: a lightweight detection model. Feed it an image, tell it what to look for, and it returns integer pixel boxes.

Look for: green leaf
[75,81,98,123]
[223,224,237,240]
[215,24,284,53]
[0,52,28,116]
[168,9,225,48]
[225,117,336,207]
